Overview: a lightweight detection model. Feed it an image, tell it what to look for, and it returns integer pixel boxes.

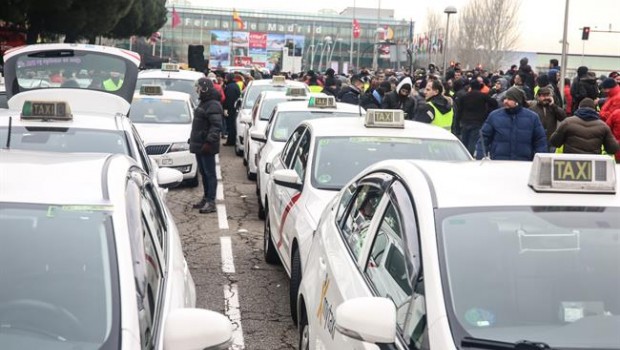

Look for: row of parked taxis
[0,44,233,349]
[238,74,620,349]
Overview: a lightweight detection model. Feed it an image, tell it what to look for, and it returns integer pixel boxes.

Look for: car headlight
[169,142,190,152]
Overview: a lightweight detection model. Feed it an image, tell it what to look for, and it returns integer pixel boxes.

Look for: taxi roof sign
[285,86,307,97]
[308,96,336,109]
[139,84,163,96]
[161,63,180,71]
[272,76,286,86]
[528,153,616,194]
[21,101,72,121]
[365,109,405,128]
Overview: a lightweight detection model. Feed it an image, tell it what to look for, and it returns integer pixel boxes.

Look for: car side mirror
[273,169,302,191]
[250,130,267,143]
[335,297,396,344]
[157,167,183,188]
[234,98,242,110]
[163,308,233,350]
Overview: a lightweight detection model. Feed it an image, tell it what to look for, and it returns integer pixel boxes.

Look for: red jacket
[606,108,620,161]
[564,85,573,115]
[601,85,620,122]
[212,83,225,104]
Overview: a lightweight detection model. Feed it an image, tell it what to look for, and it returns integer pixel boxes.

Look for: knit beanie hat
[601,78,618,89]
[505,86,526,105]
[578,97,596,109]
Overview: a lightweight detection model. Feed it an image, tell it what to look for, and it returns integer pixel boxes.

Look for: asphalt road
[165,143,298,350]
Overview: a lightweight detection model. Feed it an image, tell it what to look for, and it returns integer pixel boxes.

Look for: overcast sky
[189,0,620,57]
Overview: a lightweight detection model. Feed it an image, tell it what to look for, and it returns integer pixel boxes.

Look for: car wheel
[299,308,310,350]
[235,147,243,157]
[243,158,248,166]
[186,174,199,188]
[247,166,256,181]
[290,248,302,324]
[264,207,280,264]
[257,196,265,220]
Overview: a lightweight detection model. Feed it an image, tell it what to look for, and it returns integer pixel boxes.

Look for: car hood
[8,89,131,116]
[134,123,191,144]
[304,187,339,229]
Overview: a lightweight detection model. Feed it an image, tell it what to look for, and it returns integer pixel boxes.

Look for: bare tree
[451,0,520,71]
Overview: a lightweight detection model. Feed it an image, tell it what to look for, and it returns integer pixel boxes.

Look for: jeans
[460,124,482,156]
[196,154,217,202]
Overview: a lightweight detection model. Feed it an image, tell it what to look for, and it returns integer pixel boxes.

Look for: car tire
[290,248,302,324]
[257,196,265,220]
[264,207,280,264]
[243,158,248,166]
[235,147,243,157]
[247,166,256,181]
[299,307,310,350]
[186,174,199,188]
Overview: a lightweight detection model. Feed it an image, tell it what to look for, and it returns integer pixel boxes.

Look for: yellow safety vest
[103,78,123,91]
[309,85,323,93]
[428,102,454,130]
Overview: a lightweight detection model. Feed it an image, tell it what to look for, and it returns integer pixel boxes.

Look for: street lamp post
[559,0,570,101]
[318,36,332,72]
[442,6,457,78]
[372,27,386,71]
[328,38,343,72]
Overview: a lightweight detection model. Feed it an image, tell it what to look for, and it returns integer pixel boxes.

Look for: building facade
[152,6,412,73]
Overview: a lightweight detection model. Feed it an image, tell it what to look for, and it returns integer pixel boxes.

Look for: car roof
[0,111,129,131]
[4,43,141,66]
[301,117,458,140]
[374,159,620,208]
[138,69,204,80]
[132,90,192,101]
[248,79,307,88]
[275,100,362,114]
[0,150,117,204]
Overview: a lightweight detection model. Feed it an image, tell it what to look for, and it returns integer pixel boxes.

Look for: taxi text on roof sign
[161,63,180,71]
[140,84,163,96]
[528,153,616,194]
[285,86,307,97]
[364,109,405,128]
[21,101,73,121]
[308,96,336,109]
[272,76,286,85]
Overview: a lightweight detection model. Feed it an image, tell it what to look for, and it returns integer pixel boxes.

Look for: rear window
[129,98,191,124]
[136,78,198,103]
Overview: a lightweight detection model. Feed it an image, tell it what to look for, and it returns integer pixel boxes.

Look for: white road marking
[216,183,225,201]
[220,236,235,274]
[224,283,245,349]
[216,164,222,181]
[215,154,220,164]
[217,204,229,230]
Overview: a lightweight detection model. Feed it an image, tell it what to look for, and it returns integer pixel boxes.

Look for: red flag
[171,6,181,29]
[353,19,361,39]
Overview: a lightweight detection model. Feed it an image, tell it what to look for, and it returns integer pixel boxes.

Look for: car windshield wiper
[462,337,554,350]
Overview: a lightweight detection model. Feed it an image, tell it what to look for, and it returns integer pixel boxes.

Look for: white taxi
[298,153,620,350]
[136,63,205,105]
[0,149,232,349]
[234,76,309,157]
[264,110,472,323]
[252,96,364,220]
[130,86,198,187]
[0,100,179,194]
[244,87,310,180]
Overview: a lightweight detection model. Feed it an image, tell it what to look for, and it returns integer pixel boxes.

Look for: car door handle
[319,257,327,271]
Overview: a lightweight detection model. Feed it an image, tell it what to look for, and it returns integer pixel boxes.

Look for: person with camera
[189,77,223,214]
[528,87,566,151]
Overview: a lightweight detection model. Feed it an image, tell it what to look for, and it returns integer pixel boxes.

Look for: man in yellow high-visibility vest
[103,71,123,92]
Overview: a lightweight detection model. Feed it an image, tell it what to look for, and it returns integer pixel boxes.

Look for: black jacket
[455,90,498,128]
[360,89,381,110]
[414,94,452,124]
[223,81,241,113]
[190,91,223,155]
[339,85,362,105]
[381,77,417,119]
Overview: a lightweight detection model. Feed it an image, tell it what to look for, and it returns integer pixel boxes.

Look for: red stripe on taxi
[276,192,301,248]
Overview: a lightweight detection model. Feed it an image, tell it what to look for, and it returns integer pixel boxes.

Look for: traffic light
[582,26,590,40]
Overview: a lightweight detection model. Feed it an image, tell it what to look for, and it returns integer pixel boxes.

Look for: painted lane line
[224,284,245,349]
[216,181,225,201]
[217,204,229,230]
[220,236,235,274]
[216,164,222,181]
[215,154,220,164]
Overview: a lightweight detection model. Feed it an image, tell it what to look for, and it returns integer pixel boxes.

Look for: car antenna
[4,116,12,149]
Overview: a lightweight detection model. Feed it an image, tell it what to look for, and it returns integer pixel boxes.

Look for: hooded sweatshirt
[549,107,619,154]
[381,77,417,119]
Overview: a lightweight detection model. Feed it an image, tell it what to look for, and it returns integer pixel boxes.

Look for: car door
[267,126,305,242]
[312,174,392,348]
[277,128,311,268]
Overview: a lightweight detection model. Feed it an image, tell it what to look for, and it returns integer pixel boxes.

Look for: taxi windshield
[135,78,198,103]
[243,84,292,109]
[312,136,471,189]
[0,203,118,348]
[271,111,359,142]
[259,97,291,121]
[129,98,191,124]
[0,126,130,154]
[437,206,620,349]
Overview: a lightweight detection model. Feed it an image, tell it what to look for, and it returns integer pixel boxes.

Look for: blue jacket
[475,106,548,160]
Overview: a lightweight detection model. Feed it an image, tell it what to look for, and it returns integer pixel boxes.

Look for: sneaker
[192,198,208,209]
[199,202,217,214]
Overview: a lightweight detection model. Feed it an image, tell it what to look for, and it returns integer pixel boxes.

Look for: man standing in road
[528,87,566,151]
[223,73,241,146]
[190,78,223,214]
[453,79,498,155]
[475,87,547,160]
[381,77,418,119]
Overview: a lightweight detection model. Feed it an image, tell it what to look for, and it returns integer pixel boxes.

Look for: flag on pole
[233,9,244,30]
[353,19,361,39]
[408,19,414,47]
[171,6,181,29]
